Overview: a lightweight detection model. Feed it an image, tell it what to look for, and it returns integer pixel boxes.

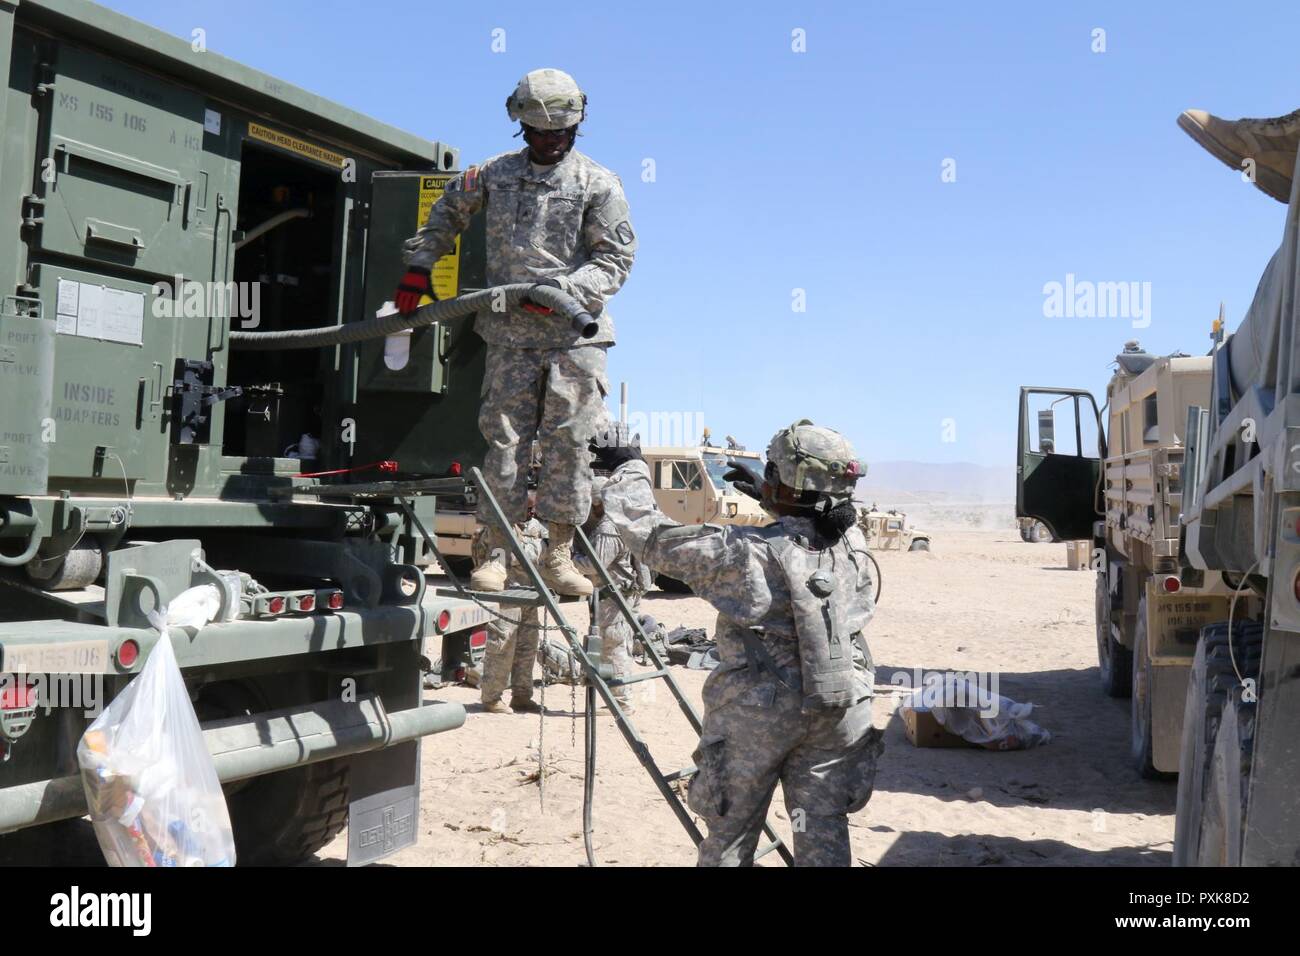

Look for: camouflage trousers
[478,344,609,526]
[595,589,636,706]
[480,605,541,704]
[686,665,883,867]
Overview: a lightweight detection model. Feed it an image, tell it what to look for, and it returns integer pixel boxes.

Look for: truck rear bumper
[0,695,464,834]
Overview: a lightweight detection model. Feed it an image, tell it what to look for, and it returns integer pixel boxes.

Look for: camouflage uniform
[599,460,882,867]
[480,519,548,704]
[579,512,654,707]
[403,147,636,525]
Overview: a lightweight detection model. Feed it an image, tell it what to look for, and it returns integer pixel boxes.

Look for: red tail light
[296,594,316,613]
[469,629,488,649]
[1162,576,1181,593]
[328,591,344,610]
[116,639,140,668]
[268,596,286,615]
[436,609,451,633]
[449,461,463,477]
[0,682,36,711]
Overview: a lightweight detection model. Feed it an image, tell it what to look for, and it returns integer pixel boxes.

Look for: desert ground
[317,527,1177,867]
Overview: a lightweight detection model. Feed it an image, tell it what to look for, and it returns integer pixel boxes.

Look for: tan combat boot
[1178,107,1300,203]
[481,698,510,714]
[469,528,509,592]
[539,522,593,597]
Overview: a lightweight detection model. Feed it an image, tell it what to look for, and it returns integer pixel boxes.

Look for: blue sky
[104,0,1298,466]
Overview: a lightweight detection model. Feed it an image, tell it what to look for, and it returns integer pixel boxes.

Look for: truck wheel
[1131,595,1173,780]
[1096,572,1132,697]
[227,758,351,866]
[908,538,930,552]
[1172,621,1262,866]
[1019,525,1034,543]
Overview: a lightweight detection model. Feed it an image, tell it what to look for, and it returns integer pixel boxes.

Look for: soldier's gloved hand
[522,278,563,315]
[723,461,763,501]
[589,423,643,472]
[395,266,433,316]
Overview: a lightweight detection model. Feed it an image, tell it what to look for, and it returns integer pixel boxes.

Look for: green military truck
[0,0,497,864]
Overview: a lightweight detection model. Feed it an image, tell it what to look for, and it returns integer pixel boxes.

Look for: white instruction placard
[53,280,145,346]
[55,278,79,335]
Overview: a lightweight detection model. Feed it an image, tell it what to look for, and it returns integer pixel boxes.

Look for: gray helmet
[766,420,865,496]
[506,69,586,130]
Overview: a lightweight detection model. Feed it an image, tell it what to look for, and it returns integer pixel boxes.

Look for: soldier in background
[576,476,654,713]
[590,421,883,866]
[478,516,547,714]
[396,68,636,598]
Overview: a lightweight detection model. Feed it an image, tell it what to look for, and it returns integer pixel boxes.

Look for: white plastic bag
[901,675,1052,751]
[77,634,235,866]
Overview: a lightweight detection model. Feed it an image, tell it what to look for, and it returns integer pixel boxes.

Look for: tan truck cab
[641,445,771,527]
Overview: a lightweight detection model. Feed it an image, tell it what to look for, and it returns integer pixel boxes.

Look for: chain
[538,606,547,813]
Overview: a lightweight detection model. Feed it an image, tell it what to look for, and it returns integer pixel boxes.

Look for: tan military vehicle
[1017,341,1232,779]
[641,445,771,527]
[639,444,769,592]
[858,507,931,551]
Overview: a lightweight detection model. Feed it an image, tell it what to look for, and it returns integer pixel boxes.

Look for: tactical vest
[765,528,873,711]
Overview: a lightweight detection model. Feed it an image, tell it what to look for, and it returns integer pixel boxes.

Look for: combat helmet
[766,420,865,497]
[506,69,587,130]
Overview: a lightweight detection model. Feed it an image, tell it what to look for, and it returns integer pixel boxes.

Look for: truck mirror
[1037,410,1055,452]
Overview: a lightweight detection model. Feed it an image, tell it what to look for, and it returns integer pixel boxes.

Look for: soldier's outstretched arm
[599,461,771,621]
[402,165,488,270]
[555,179,637,312]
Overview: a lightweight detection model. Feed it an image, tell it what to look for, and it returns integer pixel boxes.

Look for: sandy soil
[316,528,1177,867]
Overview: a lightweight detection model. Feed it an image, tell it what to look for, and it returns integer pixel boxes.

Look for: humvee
[857,507,931,551]
[641,445,770,528]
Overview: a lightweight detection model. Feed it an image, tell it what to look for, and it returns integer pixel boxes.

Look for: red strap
[298,460,399,479]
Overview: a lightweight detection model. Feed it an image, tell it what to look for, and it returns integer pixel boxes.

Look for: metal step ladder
[292,466,793,866]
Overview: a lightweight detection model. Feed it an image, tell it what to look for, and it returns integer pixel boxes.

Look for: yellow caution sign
[417,175,461,300]
[246,122,348,169]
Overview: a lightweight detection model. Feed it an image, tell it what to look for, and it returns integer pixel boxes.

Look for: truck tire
[1096,572,1132,697]
[1020,521,1051,543]
[1131,595,1173,780]
[1172,621,1262,866]
[908,538,930,552]
[227,758,351,866]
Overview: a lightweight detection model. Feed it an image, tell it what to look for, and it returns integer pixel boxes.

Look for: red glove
[522,278,562,315]
[395,266,432,316]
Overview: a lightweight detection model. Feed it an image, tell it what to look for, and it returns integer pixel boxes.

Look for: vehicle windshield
[702,454,764,492]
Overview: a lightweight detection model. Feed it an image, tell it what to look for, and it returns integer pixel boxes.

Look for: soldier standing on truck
[576,476,654,713]
[591,421,883,866]
[396,68,637,597]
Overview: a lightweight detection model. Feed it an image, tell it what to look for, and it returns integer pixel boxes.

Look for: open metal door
[1016,387,1105,542]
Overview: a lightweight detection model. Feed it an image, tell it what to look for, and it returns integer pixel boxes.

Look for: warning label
[417,174,462,300]
[247,122,347,169]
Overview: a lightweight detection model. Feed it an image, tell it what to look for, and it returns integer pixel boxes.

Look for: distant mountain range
[855,461,1016,504]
